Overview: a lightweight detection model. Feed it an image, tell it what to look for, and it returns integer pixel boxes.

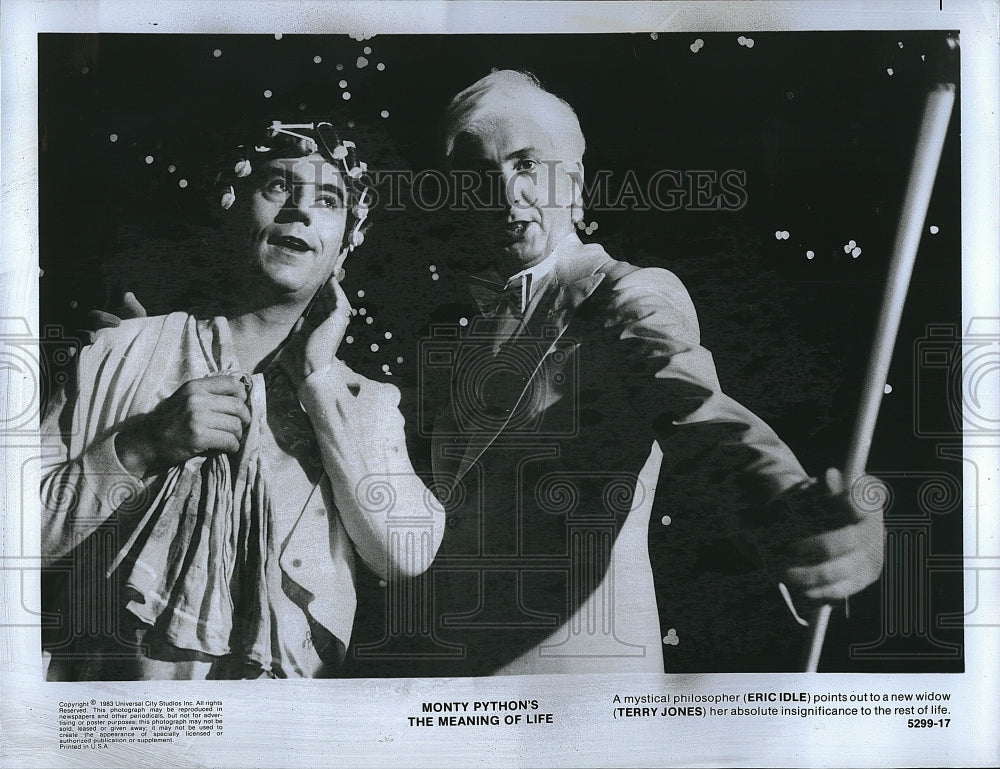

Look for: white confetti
[274,33,282,40]
[738,35,747,45]
[384,331,392,340]
[145,155,154,165]
[806,250,815,259]
[380,110,389,119]
[263,89,272,98]
[898,41,904,48]
[459,317,469,327]
[81,66,89,74]
[339,79,348,88]
[358,307,367,316]
[745,38,754,48]
[345,335,354,344]
[650,32,659,40]
[178,179,188,188]
[356,56,369,68]
[342,92,351,101]
[428,265,437,273]
[364,46,372,55]
[884,384,893,394]
[357,289,366,298]
[370,343,379,352]
[336,63,344,71]
[313,55,322,64]
[376,62,386,71]
[396,356,404,364]
[167,164,176,173]
[851,246,862,258]
[929,225,939,234]
[661,515,672,526]
[431,273,440,281]
[109,133,118,143]
[887,68,894,76]
[382,364,390,372]
[213,49,222,58]
[365,316,374,325]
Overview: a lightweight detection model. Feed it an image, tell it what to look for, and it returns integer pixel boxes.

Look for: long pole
[803,82,956,673]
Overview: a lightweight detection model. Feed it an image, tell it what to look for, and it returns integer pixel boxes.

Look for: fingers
[86,309,123,331]
[120,291,148,318]
[188,374,248,398]
[203,395,251,429]
[824,467,845,495]
[781,518,885,601]
[782,548,881,602]
[783,517,882,564]
[202,412,247,444]
[199,427,243,455]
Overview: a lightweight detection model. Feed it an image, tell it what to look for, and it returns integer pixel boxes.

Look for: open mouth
[269,235,312,253]
[502,221,532,241]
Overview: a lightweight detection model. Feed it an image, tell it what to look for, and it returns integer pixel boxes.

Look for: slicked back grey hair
[444,70,586,164]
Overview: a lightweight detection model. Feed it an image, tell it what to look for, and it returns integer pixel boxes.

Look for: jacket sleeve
[601,265,810,506]
[297,359,445,580]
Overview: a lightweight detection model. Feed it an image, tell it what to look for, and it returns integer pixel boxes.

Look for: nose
[276,185,312,225]
[502,169,535,214]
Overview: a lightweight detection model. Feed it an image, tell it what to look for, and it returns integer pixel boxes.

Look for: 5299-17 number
[907,719,951,728]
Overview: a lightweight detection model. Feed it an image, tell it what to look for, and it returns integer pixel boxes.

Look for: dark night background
[39,32,963,672]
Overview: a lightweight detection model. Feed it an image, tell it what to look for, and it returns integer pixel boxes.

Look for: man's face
[246,153,349,302]
[451,109,580,273]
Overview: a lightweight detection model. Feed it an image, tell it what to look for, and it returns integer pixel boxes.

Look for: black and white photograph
[2,1,997,767]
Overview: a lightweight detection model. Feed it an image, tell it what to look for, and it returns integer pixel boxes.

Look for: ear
[568,159,585,224]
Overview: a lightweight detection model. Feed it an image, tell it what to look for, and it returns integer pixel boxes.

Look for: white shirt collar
[505,232,578,288]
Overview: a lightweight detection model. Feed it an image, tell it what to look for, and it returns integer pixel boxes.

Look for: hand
[772,468,886,604]
[277,272,354,388]
[115,374,251,477]
[84,291,148,343]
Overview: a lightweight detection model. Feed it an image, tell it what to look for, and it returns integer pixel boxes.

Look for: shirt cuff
[297,359,401,415]
[90,431,145,484]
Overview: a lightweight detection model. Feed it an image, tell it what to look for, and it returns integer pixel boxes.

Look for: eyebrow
[315,183,346,202]
[505,147,541,162]
[260,162,346,195]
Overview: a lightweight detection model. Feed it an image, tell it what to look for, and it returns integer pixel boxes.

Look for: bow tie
[468,273,533,318]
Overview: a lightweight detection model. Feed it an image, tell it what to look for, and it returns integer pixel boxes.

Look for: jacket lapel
[449,238,614,483]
